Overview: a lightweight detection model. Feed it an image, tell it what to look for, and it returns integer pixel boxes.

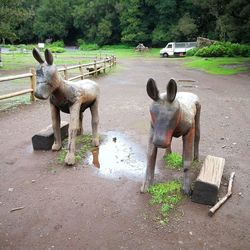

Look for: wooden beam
[0,89,33,100]
[0,73,32,82]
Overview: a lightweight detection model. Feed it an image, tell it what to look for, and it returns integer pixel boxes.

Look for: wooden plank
[68,75,83,81]
[0,73,32,82]
[192,155,225,205]
[0,89,33,100]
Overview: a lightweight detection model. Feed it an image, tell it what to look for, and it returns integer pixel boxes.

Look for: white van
[160,42,197,57]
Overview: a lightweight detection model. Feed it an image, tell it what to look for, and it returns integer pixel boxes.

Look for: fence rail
[0,55,116,101]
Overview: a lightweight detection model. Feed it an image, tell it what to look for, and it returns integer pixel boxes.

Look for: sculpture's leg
[50,103,62,151]
[65,102,81,166]
[141,127,158,193]
[77,112,83,135]
[165,145,172,156]
[194,103,201,160]
[90,99,99,147]
[182,124,195,195]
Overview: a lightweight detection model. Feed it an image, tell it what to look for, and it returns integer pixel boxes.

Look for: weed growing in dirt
[148,181,183,224]
[163,152,182,170]
[57,134,93,164]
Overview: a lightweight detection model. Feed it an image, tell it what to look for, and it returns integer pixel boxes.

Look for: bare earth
[0,58,250,250]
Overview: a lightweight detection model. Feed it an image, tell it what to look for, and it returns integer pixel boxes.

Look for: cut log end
[192,155,225,205]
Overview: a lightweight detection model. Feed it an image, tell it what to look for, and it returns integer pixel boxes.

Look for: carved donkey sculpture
[141,78,201,194]
[32,48,100,165]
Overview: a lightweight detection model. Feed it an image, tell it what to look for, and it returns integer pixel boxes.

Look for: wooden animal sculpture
[141,78,201,194]
[32,48,100,165]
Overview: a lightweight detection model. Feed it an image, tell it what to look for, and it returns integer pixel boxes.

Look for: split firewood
[208,172,235,216]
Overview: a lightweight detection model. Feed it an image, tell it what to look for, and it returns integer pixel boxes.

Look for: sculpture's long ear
[167,78,177,102]
[147,78,159,101]
[32,48,44,64]
[44,49,53,65]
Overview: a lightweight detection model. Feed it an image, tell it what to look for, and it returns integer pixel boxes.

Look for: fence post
[103,57,106,73]
[30,68,36,101]
[79,63,84,80]
[94,60,97,77]
[64,65,68,80]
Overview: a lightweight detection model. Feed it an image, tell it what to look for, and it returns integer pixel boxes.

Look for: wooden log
[32,121,69,150]
[192,155,225,205]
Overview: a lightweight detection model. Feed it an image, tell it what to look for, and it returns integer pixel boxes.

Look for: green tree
[33,0,73,41]
[73,0,121,45]
[0,0,31,43]
[221,0,250,43]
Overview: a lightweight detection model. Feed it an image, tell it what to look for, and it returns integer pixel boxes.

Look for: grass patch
[163,152,182,170]
[185,56,250,75]
[0,95,31,111]
[57,134,93,164]
[148,181,183,224]
[0,45,161,72]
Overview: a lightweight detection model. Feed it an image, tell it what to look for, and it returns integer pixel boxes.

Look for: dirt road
[0,58,250,249]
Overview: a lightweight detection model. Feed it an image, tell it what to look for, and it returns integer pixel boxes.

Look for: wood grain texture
[192,155,225,205]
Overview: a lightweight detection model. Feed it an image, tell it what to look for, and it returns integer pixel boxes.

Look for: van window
[167,44,172,48]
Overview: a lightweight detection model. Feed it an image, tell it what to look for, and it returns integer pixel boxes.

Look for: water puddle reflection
[85,131,147,180]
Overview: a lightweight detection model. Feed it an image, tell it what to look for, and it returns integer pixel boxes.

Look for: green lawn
[184,56,250,75]
[1,47,250,75]
[0,47,160,72]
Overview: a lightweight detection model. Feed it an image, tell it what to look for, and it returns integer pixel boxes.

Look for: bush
[49,47,65,53]
[8,45,17,51]
[194,41,250,57]
[186,47,199,56]
[101,44,133,49]
[50,40,65,48]
[79,42,99,51]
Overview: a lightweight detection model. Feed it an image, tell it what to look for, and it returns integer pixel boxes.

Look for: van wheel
[163,53,168,57]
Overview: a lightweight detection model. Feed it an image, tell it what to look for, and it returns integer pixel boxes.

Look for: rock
[8,188,14,192]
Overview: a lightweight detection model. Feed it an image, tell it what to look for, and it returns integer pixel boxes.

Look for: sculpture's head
[32,48,58,100]
[147,78,180,148]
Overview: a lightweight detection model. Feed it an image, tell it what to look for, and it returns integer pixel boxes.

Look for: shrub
[79,43,99,51]
[194,41,250,57]
[101,44,133,49]
[8,45,17,51]
[49,47,65,53]
[186,47,199,56]
[50,40,65,48]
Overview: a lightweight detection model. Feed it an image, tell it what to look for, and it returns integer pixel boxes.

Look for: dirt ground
[0,58,250,250]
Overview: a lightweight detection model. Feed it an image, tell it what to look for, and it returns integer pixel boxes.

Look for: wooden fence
[0,55,116,101]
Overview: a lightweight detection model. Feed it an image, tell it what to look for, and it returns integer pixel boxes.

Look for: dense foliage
[186,42,250,57]
[0,0,249,46]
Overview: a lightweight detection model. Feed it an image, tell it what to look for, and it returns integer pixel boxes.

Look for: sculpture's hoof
[140,182,150,193]
[92,138,99,147]
[77,129,83,136]
[65,153,75,166]
[182,186,191,196]
[52,143,62,151]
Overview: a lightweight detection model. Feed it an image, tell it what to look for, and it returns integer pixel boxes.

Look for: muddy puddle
[85,131,149,180]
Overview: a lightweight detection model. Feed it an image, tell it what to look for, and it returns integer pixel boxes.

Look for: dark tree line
[1,0,249,46]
